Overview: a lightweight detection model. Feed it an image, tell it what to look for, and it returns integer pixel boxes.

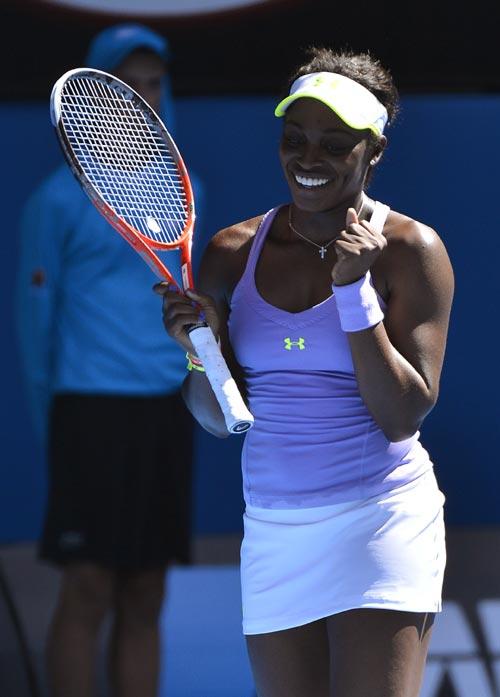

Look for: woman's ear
[369,135,387,166]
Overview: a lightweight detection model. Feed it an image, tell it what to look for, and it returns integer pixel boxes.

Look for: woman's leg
[246,609,434,697]
[246,618,330,697]
[327,609,435,697]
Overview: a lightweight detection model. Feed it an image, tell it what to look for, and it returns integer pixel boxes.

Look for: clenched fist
[332,207,387,286]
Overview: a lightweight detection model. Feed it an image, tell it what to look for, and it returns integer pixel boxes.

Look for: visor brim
[274,93,385,137]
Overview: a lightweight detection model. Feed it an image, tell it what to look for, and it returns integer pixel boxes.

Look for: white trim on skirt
[240,469,446,635]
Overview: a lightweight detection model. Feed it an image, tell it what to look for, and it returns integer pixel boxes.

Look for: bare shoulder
[374,209,454,300]
[382,209,453,272]
[208,214,265,254]
[384,210,444,251]
[197,213,266,298]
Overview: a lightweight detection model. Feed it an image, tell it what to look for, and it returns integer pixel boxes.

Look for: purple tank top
[228,204,432,509]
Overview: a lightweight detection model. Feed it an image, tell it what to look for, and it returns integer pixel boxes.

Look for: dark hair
[284,47,400,127]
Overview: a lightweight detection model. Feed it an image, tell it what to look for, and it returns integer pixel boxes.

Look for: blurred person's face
[115,50,166,112]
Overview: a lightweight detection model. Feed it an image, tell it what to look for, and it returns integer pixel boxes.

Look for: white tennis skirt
[240,469,446,635]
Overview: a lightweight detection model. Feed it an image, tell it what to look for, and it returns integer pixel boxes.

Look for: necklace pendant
[319,247,327,259]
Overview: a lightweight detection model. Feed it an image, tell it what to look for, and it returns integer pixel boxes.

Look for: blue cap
[85,23,169,72]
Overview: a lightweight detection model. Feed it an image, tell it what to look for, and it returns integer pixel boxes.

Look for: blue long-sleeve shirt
[16,164,204,442]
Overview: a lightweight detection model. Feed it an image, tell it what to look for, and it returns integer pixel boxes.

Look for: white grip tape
[188,325,254,434]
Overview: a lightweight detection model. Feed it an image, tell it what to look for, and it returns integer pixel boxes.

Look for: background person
[16,23,204,697]
[157,47,454,697]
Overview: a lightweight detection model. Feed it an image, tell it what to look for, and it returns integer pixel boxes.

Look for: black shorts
[39,392,193,570]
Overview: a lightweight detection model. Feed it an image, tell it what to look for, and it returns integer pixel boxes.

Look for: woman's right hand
[153,283,221,354]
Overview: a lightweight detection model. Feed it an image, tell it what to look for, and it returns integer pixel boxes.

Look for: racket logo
[284,337,306,350]
[232,422,252,433]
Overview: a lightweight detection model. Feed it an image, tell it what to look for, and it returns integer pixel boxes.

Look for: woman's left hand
[332,207,387,286]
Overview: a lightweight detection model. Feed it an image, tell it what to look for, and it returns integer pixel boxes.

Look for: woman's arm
[334,211,454,442]
[155,228,247,439]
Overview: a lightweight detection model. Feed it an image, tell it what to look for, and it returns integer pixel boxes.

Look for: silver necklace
[288,195,366,260]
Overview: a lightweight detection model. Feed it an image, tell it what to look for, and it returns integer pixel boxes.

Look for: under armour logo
[284,337,305,350]
[313,74,341,89]
[58,531,85,549]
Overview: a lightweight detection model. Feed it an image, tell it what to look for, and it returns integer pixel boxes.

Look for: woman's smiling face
[279,97,374,213]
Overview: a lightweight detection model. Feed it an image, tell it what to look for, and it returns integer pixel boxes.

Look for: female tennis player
[157,48,454,697]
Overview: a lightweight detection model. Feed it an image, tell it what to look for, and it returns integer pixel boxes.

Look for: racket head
[50,68,195,263]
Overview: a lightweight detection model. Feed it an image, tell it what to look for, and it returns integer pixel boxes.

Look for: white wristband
[333,271,384,332]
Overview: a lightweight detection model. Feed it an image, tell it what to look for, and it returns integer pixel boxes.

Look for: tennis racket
[50,67,253,434]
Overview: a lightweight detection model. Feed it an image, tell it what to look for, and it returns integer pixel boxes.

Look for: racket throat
[182,262,193,291]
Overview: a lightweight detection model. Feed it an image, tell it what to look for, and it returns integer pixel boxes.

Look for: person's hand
[153,284,221,354]
[331,208,387,286]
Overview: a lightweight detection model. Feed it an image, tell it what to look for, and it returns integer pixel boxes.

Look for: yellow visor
[275,71,388,136]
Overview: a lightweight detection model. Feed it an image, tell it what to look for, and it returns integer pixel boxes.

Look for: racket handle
[187,325,254,434]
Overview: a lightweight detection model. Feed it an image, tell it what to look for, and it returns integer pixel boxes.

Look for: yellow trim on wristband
[186,352,205,372]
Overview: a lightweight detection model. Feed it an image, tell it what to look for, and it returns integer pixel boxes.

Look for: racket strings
[60,76,190,245]
[76,78,186,239]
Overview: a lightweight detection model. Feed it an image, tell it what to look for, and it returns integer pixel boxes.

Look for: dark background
[2,0,499,99]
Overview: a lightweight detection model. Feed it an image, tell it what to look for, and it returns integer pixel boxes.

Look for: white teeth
[295,174,329,187]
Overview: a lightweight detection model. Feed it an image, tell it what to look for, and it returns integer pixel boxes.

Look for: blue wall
[1,95,499,542]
